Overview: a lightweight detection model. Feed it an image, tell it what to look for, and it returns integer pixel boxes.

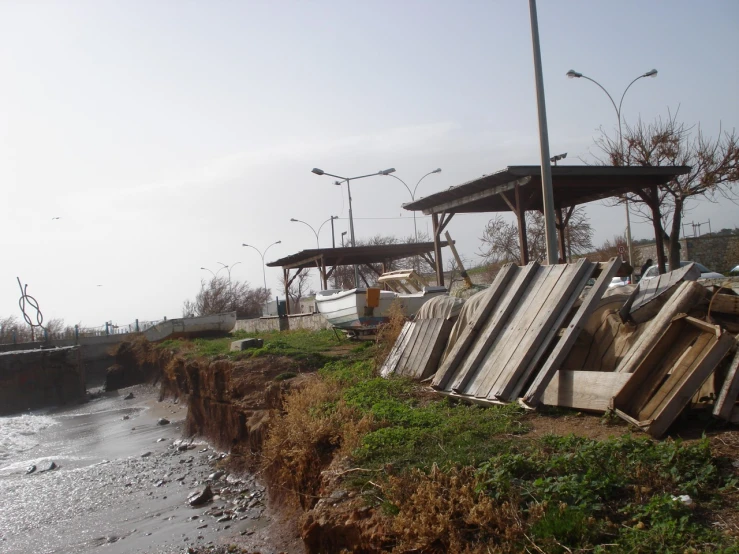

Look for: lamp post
[341,231,347,247]
[567,67,657,277]
[383,168,441,242]
[529,0,558,265]
[311,167,395,286]
[242,240,281,290]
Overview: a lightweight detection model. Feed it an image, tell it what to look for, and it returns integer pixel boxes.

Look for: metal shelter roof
[266,242,449,270]
[403,165,691,214]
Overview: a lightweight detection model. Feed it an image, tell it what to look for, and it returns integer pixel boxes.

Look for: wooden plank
[630,264,701,324]
[646,330,734,438]
[422,319,455,380]
[380,321,414,377]
[710,294,739,316]
[468,264,557,397]
[638,332,713,420]
[431,263,519,389]
[541,370,632,412]
[446,263,540,393]
[505,260,596,400]
[396,322,423,376]
[400,320,431,376]
[480,263,571,399]
[493,260,593,402]
[617,283,642,323]
[713,340,739,421]
[522,257,622,407]
[414,319,453,380]
[407,318,442,378]
[613,320,689,415]
[616,281,707,373]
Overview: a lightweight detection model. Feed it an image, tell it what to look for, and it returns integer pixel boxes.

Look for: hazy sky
[1,0,737,328]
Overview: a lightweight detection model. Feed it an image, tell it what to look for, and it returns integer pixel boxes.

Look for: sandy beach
[0,384,293,554]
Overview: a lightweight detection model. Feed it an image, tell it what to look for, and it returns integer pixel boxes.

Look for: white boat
[143,311,237,342]
[315,270,447,332]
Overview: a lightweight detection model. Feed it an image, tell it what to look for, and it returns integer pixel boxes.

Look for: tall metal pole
[346,179,359,286]
[330,217,335,248]
[528,0,558,264]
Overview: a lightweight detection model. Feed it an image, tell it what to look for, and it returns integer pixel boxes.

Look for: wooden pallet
[612,315,734,437]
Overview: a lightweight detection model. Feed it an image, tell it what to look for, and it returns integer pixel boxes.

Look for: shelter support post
[432,213,443,286]
[501,184,529,266]
[432,212,454,287]
[283,268,290,315]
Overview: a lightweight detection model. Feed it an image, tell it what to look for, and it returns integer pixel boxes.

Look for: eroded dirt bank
[121,335,739,554]
[122,337,339,553]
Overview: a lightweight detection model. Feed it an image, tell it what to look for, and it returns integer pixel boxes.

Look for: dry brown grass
[386,465,526,554]
[374,299,408,369]
[261,376,376,509]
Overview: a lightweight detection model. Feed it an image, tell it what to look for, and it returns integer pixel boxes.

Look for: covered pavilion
[267,242,449,314]
[403,165,690,284]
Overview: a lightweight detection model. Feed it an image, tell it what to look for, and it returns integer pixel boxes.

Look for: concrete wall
[0,346,85,415]
[633,235,739,273]
[234,313,332,333]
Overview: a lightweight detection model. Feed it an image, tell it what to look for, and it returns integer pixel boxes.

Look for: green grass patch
[154,329,373,367]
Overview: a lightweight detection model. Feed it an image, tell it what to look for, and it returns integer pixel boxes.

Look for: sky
[1,0,738,328]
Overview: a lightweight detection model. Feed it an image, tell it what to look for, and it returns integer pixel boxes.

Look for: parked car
[641,261,724,281]
[608,276,631,288]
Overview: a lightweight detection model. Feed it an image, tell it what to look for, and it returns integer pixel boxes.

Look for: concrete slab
[230,338,264,351]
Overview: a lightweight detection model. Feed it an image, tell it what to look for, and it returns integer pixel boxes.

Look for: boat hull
[315,288,446,331]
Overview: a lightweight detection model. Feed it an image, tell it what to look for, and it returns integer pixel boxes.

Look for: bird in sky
[51,217,61,220]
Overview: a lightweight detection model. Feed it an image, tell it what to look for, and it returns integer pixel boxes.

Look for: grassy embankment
[162,328,739,554]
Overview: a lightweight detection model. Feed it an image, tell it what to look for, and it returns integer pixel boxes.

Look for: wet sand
[0,384,297,554]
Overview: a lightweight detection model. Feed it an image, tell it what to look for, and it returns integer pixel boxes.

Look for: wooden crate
[612,315,734,437]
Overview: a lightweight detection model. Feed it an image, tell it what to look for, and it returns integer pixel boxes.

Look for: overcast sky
[1,0,737,328]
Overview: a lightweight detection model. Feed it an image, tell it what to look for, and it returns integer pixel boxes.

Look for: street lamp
[242,240,281,290]
[567,67,658,276]
[200,266,226,279]
[290,216,339,249]
[290,218,319,248]
[383,168,441,242]
[311,167,395,286]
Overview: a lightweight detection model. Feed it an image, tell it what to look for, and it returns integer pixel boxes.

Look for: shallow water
[0,385,268,554]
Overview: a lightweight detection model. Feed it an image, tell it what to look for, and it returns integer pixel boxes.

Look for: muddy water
[0,385,273,554]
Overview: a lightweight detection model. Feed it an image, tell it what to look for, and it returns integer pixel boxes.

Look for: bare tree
[479,207,593,264]
[182,276,270,319]
[595,110,739,271]
[280,270,311,313]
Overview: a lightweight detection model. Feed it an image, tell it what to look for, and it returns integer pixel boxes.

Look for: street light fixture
[242,240,281,290]
[382,168,441,242]
[567,67,658,276]
[311,167,395,286]
[290,218,320,248]
[200,266,226,279]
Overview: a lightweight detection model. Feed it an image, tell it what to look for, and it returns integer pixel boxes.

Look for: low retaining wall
[0,346,85,415]
[234,313,331,333]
